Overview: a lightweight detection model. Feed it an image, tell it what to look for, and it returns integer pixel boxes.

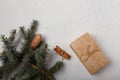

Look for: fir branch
[0,51,18,64]
[0,35,9,49]
[11,62,36,80]
[0,51,7,62]
[49,61,63,74]
[0,30,16,51]
[34,41,48,68]
[30,20,38,32]
[8,29,16,43]
[26,20,38,41]
[19,26,26,39]
[0,62,18,79]
[0,35,7,41]
[0,20,64,80]
[30,63,55,80]
[19,20,38,55]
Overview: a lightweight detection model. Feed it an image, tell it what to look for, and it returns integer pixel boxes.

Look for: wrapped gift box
[70,33,109,74]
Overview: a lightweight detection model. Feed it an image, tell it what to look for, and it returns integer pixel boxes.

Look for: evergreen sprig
[0,20,63,80]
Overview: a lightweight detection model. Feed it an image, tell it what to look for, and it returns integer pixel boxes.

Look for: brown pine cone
[30,34,42,50]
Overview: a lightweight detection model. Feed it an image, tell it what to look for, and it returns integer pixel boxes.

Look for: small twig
[29,63,55,80]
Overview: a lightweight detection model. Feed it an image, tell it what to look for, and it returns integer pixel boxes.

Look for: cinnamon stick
[54,45,71,59]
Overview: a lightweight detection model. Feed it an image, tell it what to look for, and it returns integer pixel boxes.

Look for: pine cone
[30,34,42,49]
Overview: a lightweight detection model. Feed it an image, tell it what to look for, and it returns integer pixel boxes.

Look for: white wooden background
[0,0,120,80]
